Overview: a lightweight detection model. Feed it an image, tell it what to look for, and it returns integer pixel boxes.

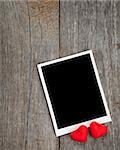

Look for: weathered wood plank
[25,1,59,150]
[59,0,119,150]
[1,0,120,150]
[111,1,120,150]
[0,1,31,150]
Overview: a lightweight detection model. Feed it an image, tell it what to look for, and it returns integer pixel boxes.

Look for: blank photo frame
[37,50,112,137]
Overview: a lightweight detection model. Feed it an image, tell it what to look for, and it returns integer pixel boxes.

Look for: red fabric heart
[70,125,88,142]
[90,122,108,139]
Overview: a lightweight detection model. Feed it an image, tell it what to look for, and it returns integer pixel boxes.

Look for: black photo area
[42,54,107,129]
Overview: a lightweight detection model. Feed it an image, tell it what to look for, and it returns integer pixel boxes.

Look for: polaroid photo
[37,50,112,137]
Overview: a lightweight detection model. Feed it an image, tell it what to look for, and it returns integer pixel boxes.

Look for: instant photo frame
[37,50,111,137]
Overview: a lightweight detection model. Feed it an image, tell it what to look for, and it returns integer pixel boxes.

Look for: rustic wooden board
[0,0,120,150]
[111,1,120,149]
[0,1,31,150]
[59,0,120,150]
[25,1,59,150]
[0,0,59,150]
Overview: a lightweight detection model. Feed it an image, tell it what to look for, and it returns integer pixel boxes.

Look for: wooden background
[0,0,120,150]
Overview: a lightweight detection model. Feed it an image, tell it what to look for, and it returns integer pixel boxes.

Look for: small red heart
[90,122,108,139]
[70,125,88,142]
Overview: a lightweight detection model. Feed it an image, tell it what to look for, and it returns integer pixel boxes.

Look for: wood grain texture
[25,1,59,150]
[112,1,120,149]
[0,0,59,150]
[59,0,120,150]
[0,1,31,150]
[0,0,120,150]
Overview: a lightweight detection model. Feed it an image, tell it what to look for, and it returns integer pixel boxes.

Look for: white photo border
[37,50,112,137]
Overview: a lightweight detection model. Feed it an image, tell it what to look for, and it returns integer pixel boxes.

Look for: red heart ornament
[70,125,88,142]
[90,122,108,139]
